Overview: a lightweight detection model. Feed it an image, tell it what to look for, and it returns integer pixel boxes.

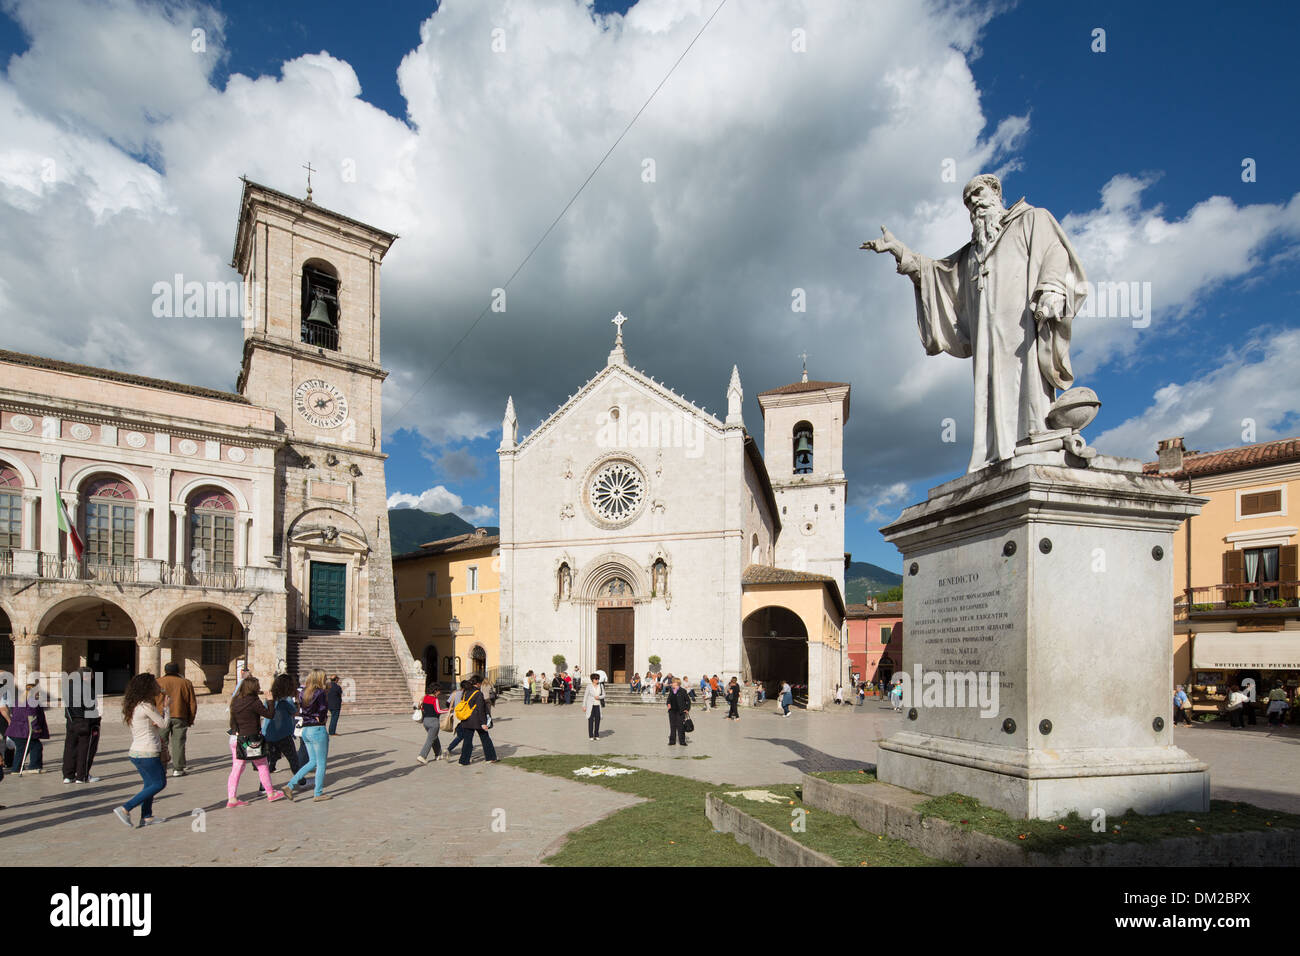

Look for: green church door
[309,561,347,631]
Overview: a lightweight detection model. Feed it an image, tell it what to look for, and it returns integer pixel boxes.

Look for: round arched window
[189,489,236,576]
[83,476,136,566]
[0,466,21,551]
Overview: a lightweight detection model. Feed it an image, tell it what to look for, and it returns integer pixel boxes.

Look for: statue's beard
[970,201,1006,258]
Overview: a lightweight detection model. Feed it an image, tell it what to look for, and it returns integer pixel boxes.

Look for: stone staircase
[286,633,414,715]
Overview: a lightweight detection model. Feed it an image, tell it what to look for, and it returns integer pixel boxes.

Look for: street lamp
[96,605,110,631]
[240,604,253,671]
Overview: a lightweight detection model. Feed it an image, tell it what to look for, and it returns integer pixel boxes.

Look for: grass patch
[717,784,944,867]
[808,770,877,785]
[503,754,765,867]
[916,794,1300,855]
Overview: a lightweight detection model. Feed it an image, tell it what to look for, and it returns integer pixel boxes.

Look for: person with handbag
[227,677,285,807]
[416,680,447,764]
[583,673,606,741]
[667,676,691,746]
[725,677,741,721]
[281,669,332,801]
[112,673,169,828]
[455,675,498,765]
[1172,685,1193,726]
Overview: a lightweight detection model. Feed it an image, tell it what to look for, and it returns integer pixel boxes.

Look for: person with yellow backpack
[455,675,498,766]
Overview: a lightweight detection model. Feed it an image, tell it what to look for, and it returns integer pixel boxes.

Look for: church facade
[497,321,850,708]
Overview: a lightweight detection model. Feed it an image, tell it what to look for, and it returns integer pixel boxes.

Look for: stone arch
[66,462,149,501]
[38,596,141,691]
[741,605,810,700]
[159,602,247,694]
[287,507,369,551]
[0,452,37,489]
[176,475,250,513]
[576,553,648,602]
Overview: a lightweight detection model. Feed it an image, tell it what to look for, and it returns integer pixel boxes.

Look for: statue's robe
[899,199,1087,472]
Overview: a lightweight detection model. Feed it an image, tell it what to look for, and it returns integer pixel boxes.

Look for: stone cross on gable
[612,311,629,345]
[799,351,809,383]
[303,161,316,202]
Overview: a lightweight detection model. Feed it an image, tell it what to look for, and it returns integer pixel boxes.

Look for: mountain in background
[388,509,499,555]
[844,561,903,604]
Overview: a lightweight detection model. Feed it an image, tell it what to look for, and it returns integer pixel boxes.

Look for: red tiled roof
[417,530,500,554]
[1144,436,1300,480]
[742,564,845,617]
[847,601,902,618]
[757,380,850,397]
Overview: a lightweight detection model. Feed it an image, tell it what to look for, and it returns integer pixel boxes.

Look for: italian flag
[56,492,84,561]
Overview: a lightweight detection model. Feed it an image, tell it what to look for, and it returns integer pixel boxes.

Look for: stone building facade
[497,321,850,708]
[0,180,420,709]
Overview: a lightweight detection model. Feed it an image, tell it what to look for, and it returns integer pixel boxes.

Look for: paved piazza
[2,699,1296,866]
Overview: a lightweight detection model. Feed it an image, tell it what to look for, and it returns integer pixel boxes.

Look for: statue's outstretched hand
[1034,291,1066,323]
[861,225,906,262]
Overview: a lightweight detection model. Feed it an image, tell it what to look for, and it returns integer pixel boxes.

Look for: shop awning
[1192,632,1300,670]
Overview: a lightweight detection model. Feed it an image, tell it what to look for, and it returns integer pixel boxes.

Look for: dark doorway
[88,640,135,694]
[597,607,633,683]
[309,561,346,630]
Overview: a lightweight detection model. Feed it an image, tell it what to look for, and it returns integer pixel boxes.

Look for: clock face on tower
[294,379,349,429]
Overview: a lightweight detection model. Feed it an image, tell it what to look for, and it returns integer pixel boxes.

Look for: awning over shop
[1192,632,1300,670]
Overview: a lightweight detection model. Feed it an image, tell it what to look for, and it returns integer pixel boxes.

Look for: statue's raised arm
[859,174,1093,473]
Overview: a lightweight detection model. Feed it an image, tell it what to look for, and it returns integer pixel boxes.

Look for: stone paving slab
[2,699,1296,865]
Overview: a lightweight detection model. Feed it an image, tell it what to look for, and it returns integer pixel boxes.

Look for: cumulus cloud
[1092,327,1300,461]
[3,0,1298,525]
[863,481,911,522]
[388,486,497,525]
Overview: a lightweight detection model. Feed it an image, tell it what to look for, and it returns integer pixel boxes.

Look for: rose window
[588,460,646,525]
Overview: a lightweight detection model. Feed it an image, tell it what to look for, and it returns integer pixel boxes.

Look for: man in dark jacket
[61,668,102,784]
[667,677,691,747]
[457,676,498,766]
[326,675,344,735]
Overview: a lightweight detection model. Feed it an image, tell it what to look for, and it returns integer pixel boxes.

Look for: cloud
[863,481,911,523]
[388,486,496,525]
[427,446,482,481]
[1092,327,1300,461]
[2,0,1298,517]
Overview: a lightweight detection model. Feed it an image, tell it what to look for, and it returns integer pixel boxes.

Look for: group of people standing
[109,666,345,829]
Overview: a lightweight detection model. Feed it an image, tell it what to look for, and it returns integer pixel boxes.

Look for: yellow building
[393,529,500,684]
[1150,436,1300,709]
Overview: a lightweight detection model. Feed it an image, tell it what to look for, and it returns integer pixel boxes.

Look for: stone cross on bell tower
[607,311,629,367]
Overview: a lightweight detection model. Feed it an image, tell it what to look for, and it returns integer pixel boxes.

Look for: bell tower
[757,364,850,604]
[230,179,419,700]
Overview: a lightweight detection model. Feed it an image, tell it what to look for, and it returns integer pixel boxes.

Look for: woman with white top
[112,673,168,828]
[582,673,606,740]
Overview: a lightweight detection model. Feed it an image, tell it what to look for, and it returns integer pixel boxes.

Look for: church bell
[305,293,335,328]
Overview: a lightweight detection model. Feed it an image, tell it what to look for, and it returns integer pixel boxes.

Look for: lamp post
[240,604,253,673]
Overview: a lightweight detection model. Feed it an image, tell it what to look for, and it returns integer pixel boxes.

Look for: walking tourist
[725,677,740,721]
[227,677,285,807]
[1266,681,1290,726]
[61,667,102,784]
[262,674,302,778]
[157,661,197,777]
[112,673,168,828]
[523,670,535,705]
[231,667,251,697]
[583,672,605,740]
[551,672,564,705]
[446,680,469,756]
[1225,684,1248,728]
[282,669,332,801]
[327,674,344,735]
[709,674,721,710]
[667,676,691,746]
[1172,685,1193,726]
[698,674,709,709]
[778,681,793,718]
[7,678,49,773]
[456,676,498,765]
[416,680,446,764]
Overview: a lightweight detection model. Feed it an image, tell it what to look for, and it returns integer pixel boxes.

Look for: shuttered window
[1241,490,1283,516]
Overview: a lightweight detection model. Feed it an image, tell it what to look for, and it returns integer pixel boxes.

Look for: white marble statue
[862,174,1090,472]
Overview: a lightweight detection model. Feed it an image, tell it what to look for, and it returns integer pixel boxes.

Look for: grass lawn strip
[717,783,945,867]
[807,770,878,785]
[503,754,767,867]
[916,794,1300,855]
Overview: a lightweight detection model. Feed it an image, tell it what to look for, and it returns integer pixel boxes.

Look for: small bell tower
[758,362,850,603]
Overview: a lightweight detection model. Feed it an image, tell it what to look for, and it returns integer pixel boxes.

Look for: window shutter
[1281,545,1298,600]
[1224,549,1244,602]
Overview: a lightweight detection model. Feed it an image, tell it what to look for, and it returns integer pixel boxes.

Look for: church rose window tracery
[587,459,646,526]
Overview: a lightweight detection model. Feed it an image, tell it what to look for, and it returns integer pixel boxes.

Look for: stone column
[152,466,170,563]
[235,512,251,569]
[21,492,38,551]
[39,451,60,561]
[136,632,162,678]
[11,632,40,687]
[171,506,186,571]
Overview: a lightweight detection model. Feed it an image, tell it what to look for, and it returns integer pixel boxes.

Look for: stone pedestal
[877,455,1210,820]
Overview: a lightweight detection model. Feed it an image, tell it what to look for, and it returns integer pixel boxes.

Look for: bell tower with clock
[232,178,422,702]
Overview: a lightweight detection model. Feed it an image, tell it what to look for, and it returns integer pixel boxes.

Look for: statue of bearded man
[862,174,1088,472]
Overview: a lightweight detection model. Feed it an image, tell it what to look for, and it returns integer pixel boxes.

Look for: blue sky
[1,0,1297,572]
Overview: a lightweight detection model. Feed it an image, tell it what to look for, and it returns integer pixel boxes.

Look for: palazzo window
[189,489,236,578]
[83,477,135,566]
[301,262,340,351]
[467,565,479,592]
[793,422,814,475]
[1225,545,1299,603]
[0,466,21,552]
[881,625,893,645]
